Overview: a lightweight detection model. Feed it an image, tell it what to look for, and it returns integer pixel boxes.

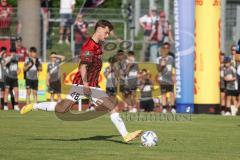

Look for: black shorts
[140,99,154,112]
[226,90,238,97]
[49,80,61,94]
[0,81,5,91]
[106,87,117,96]
[5,77,18,88]
[220,88,225,93]
[26,79,38,90]
[160,84,173,94]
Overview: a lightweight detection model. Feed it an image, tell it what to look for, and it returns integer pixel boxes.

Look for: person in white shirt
[139,9,158,62]
[59,0,76,45]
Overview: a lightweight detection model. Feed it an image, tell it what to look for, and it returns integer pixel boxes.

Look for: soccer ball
[141,131,158,147]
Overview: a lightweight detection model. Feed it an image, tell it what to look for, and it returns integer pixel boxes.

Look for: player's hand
[46,80,49,87]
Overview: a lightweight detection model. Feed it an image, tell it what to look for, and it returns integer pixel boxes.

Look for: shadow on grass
[31,135,133,145]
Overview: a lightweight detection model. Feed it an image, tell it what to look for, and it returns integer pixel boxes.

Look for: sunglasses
[231,49,236,51]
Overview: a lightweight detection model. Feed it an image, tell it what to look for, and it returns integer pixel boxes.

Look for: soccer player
[21,20,142,142]
[220,52,226,115]
[124,51,139,112]
[4,48,20,111]
[47,52,65,102]
[224,56,238,116]
[156,42,176,114]
[24,47,42,104]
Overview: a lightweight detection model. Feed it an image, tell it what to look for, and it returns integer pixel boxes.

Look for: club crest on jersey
[84,51,91,57]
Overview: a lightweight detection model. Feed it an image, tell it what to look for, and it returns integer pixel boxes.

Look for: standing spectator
[230,45,237,67]
[104,56,118,99]
[74,13,89,56]
[115,50,127,96]
[24,47,42,104]
[139,9,158,62]
[47,52,65,102]
[139,69,154,112]
[41,0,52,34]
[220,52,226,115]
[58,0,76,45]
[156,42,175,114]
[125,51,139,112]
[157,11,174,45]
[0,47,6,109]
[4,48,19,111]
[15,37,28,62]
[224,56,238,116]
[0,0,13,36]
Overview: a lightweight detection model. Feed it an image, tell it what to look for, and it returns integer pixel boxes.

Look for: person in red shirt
[0,0,13,35]
[57,20,142,142]
[15,37,28,62]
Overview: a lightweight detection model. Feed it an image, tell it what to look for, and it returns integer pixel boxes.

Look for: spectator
[230,45,237,67]
[74,13,89,56]
[139,69,154,112]
[4,48,19,111]
[47,52,65,102]
[41,0,52,34]
[0,47,6,109]
[124,51,139,112]
[115,50,128,110]
[24,47,42,104]
[220,52,226,115]
[139,9,158,62]
[156,42,175,114]
[15,36,28,62]
[104,56,118,97]
[0,0,13,36]
[157,11,174,44]
[58,0,76,45]
[224,56,238,116]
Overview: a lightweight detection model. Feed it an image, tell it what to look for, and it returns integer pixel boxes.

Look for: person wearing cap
[224,56,238,116]
[24,47,42,104]
[47,52,65,102]
[15,37,28,62]
[139,9,158,62]
[3,48,20,111]
[0,0,13,35]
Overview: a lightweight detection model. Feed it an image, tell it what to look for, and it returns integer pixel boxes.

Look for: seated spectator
[58,0,76,45]
[47,52,65,102]
[0,0,13,36]
[15,36,28,62]
[74,13,89,56]
[139,69,154,112]
[24,47,42,104]
[4,47,19,111]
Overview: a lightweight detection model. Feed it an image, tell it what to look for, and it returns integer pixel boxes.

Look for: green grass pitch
[0,111,240,160]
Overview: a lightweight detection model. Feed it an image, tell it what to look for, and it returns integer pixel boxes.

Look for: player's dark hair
[94,20,114,32]
[128,51,135,56]
[50,51,57,55]
[1,46,7,51]
[220,52,225,56]
[141,69,147,73]
[30,47,37,53]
